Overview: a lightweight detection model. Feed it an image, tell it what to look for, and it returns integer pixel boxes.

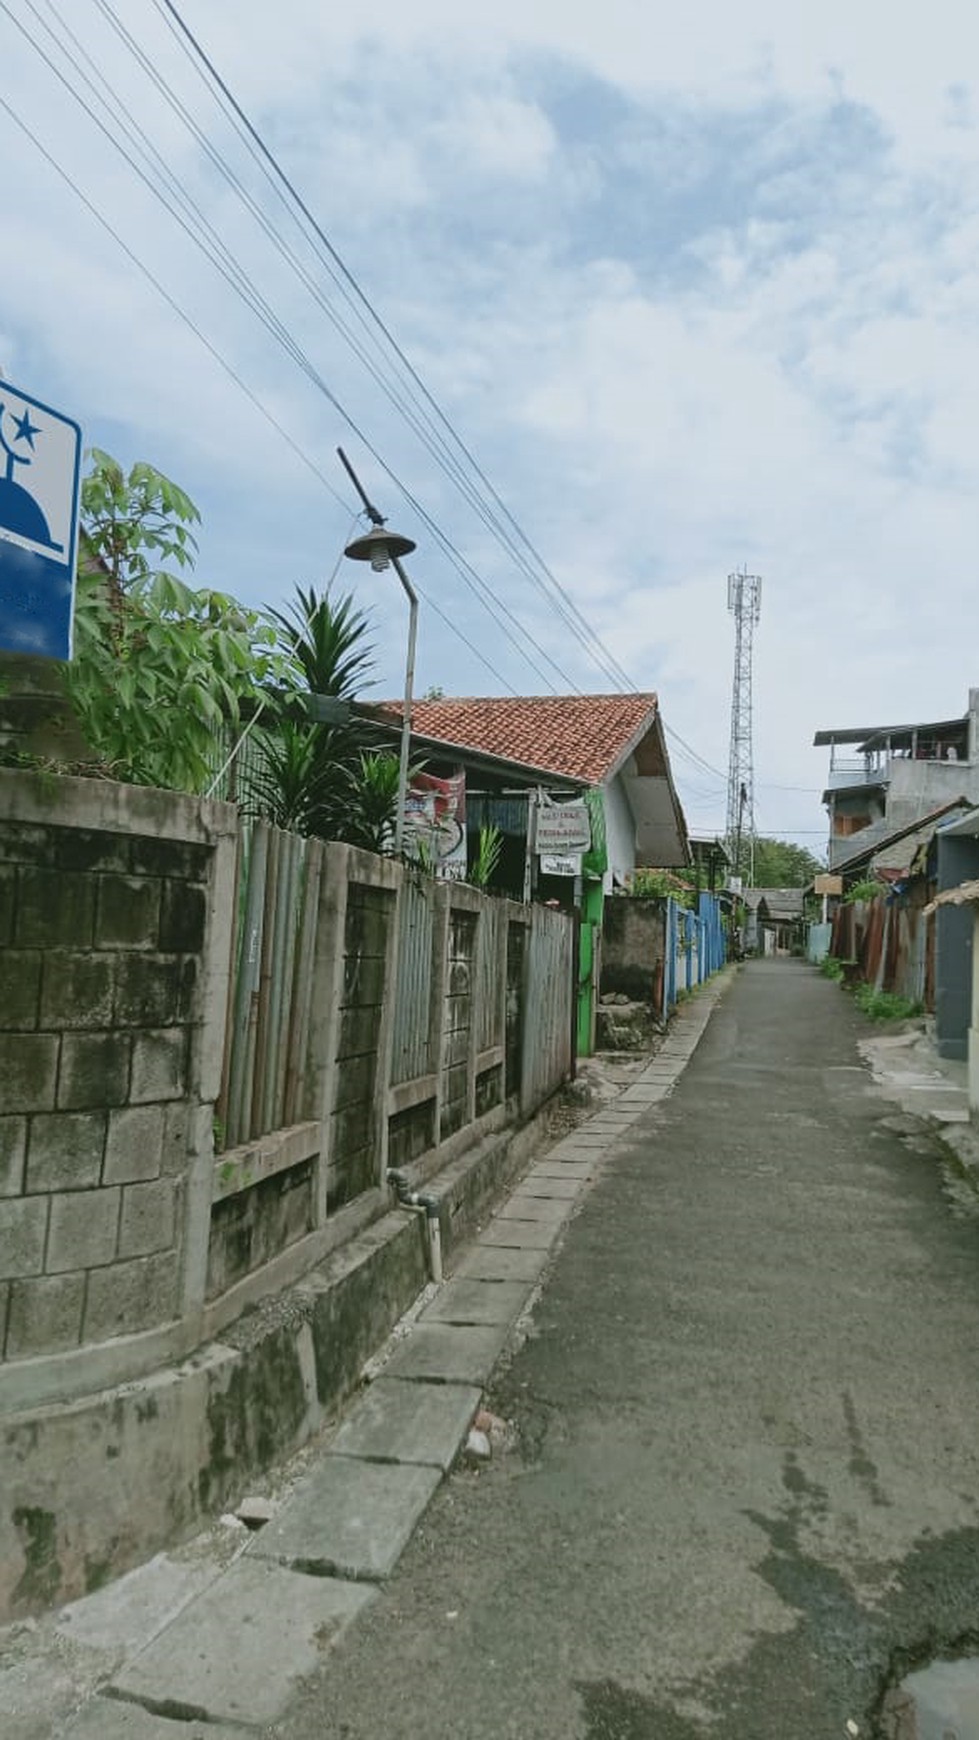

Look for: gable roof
[835,796,969,874]
[756,888,806,921]
[387,693,659,785]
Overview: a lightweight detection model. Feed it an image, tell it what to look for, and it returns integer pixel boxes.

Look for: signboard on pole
[0,380,82,661]
[813,874,843,896]
[535,798,591,854]
[540,851,582,878]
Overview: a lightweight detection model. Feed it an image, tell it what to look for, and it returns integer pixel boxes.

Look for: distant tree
[750,836,825,888]
[422,684,445,700]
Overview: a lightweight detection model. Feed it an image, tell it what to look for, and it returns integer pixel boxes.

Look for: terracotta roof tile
[387,693,658,784]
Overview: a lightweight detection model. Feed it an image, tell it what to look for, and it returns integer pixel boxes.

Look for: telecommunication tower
[725,568,762,885]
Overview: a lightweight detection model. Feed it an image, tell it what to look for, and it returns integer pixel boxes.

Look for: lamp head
[344,524,417,573]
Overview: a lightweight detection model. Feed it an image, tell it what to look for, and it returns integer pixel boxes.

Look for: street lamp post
[337,449,417,857]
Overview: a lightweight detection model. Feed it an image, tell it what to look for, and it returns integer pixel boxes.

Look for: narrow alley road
[278,961,979,1740]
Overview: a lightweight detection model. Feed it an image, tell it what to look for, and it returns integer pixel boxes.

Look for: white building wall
[603,774,637,891]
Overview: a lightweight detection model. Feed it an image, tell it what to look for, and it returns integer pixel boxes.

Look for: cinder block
[53,827,130,874]
[95,875,161,950]
[160,878,207,953]
[114,954,197,1028]
[0,822,54,865]
[26,1111,107,1192]
[0,1116,27,1195]
[130,837,210,881]
[118,1178,176,1259]
[84,1249,178,1340]
[40,951,115,1030]
[161,1102,191,1175]
[58,1032,131,1110]
[6,1270,85,1354]
[16,867,95,947]
[0,1031,59,1112]
[103,1105,165,1184]
[130,1029,188,1103]
[0,865,14,945]
[0,949,41,1029]
[46,1187,120,1273]
[0,1195,48,1279]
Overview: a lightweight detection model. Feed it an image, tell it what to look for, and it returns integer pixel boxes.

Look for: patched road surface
[276,961,979,1739]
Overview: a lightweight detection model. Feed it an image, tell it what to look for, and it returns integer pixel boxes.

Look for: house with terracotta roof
[373,692,690,1057]
[386,692,690,891]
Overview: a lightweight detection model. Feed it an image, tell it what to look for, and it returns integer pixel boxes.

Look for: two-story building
[814,689,979,871]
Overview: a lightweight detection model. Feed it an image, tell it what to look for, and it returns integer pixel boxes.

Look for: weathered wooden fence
[218,823,323,1151]
[208,828,574,1307]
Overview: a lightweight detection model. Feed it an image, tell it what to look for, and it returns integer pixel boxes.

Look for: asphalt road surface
[276,960,979,1740]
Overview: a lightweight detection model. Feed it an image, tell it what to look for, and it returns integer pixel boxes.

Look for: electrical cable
[0,73,517,693]
[7,0,556,691]
[154,0,648,695]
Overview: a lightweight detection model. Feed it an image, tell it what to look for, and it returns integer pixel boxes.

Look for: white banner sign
[540,851,582,877]
[535,800,591,854]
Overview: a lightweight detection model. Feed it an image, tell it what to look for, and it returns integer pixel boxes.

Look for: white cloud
[2,0,979,846]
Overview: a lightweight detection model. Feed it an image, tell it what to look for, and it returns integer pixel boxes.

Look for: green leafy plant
[820,956,845,981]
[469,823,503,889]
[853,984,923,1021]
[345,751,404,854]
[626,868,696,906]
[67,450,286,793]
[845,879,884,904]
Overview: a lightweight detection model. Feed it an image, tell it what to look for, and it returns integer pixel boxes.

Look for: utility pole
[725,568,762,886]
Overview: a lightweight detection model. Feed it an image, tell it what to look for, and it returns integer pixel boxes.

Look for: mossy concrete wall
[0,768,572,1619]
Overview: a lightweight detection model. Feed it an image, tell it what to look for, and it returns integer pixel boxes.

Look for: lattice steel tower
[725,568,762,884]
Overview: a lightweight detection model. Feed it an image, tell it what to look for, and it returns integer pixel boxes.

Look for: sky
[2,0,978,851]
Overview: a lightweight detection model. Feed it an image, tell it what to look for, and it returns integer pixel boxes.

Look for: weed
[844,878,884,904]
[853,983,923,1021]
[820,956,846,982]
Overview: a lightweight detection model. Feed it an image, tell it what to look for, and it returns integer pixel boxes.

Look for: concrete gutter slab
[497,1193,574,1225]
[453,1243,552,1283]
[65,1699,250,1739]
[422,1278,534,1325]
[383,1320,511,1384]
[249,1458,441,1580]
[478,1217,559,1250]
[900,1656,979,1738]
[55,1552,226,1658]
[519,1172,584,1198]
[108,1559,373,1725]
[328,1376,480,1471]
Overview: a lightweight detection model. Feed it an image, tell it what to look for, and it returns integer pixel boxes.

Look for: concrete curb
[15,971,735,1738]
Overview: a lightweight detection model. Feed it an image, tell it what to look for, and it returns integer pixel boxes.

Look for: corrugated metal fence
[829,890,934,1010]
[662,894,726,1019]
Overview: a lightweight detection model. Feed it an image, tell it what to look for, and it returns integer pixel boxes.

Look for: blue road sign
[0,380,82,661]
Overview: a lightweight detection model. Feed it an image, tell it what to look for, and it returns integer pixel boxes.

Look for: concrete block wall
[0,774,575,1620]
[601,896,666,1004]
[0,771,237,1377]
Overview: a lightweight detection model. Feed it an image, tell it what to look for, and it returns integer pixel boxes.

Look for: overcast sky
[2,0,978,848]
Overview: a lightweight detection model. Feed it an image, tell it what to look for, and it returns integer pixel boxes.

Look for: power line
[9,0,769,796]
[8,0,552,690]
[0,72,517,693]
[154,0,645,697]
[86,0,577,690]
